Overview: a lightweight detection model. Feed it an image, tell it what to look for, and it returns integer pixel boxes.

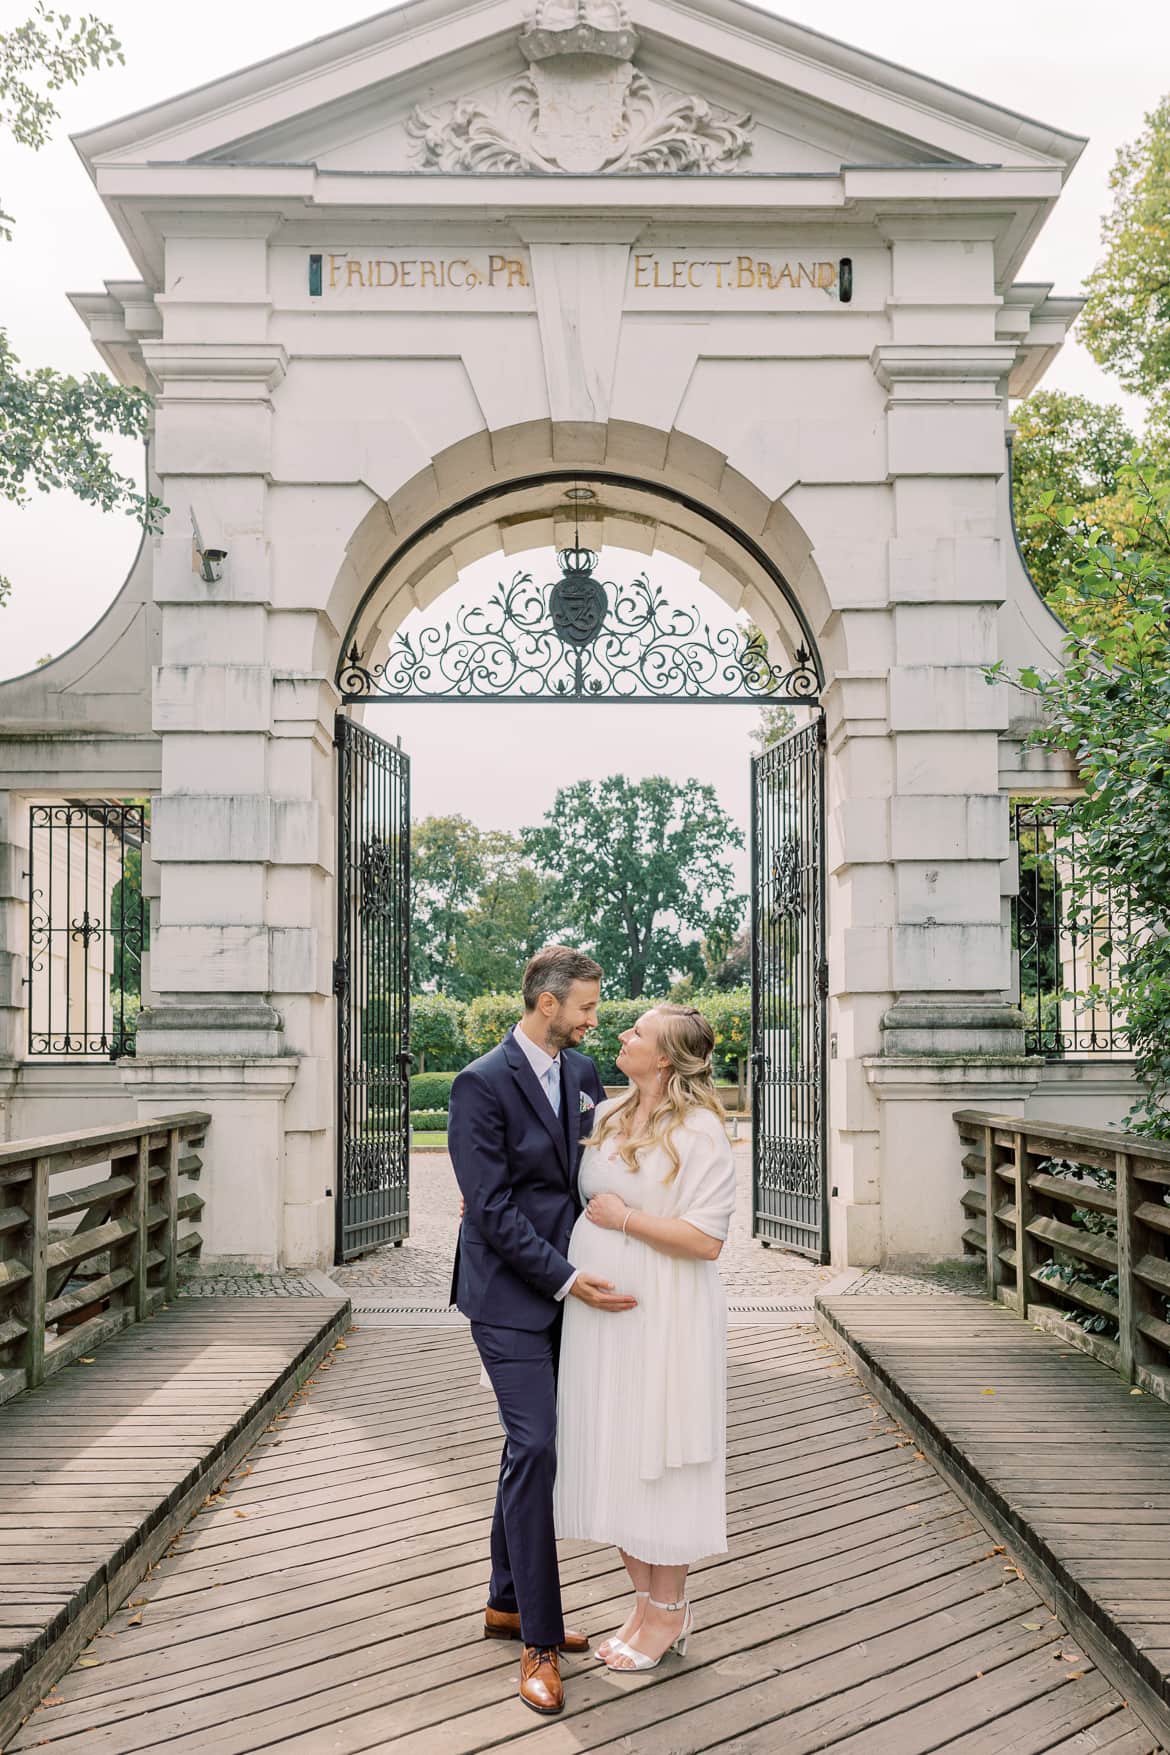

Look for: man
[449,945,637,1715]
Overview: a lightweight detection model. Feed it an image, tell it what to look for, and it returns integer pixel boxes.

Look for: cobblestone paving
[179,1271,322,1298]
[839,1263,984,1298]
[332,1144,837,1305]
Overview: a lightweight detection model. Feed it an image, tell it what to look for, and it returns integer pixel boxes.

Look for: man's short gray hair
[522,945,603,1010]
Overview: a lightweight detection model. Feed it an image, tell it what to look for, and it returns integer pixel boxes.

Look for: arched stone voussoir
[331,420,831,690]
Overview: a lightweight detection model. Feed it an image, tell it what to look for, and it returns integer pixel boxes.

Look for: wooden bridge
[1,1114,1169,1753]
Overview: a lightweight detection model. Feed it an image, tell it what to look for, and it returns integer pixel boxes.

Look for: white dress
[554,1101,736,1566]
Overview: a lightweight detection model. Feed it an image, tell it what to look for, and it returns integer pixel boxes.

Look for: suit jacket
[448,1030,606,1331]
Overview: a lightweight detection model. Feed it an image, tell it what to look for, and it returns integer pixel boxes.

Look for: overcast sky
[1,0,1167,864]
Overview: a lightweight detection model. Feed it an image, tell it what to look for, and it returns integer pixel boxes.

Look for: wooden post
[164,1127,181,1303]
[22,1156,50,1390]
[1114,1148,1154,1383]
[982,1124,997,1299]
[1016,1130,1035,1320]
[130,1135,150,1320]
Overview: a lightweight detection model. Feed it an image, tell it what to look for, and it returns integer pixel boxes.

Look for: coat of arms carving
[406,0,753,175]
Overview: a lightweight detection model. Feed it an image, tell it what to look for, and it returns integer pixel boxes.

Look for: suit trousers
[471,1312,564,1648]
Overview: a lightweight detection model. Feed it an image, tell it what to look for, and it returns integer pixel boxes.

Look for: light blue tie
[544,1059,561,1116]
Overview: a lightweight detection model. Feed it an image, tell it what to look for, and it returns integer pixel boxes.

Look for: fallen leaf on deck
[980,1388,995,1396]
[1022,1622,1042,1631]
[1066,1671,1085,1680]
[127,1615,143,1626]
[76,1658,101,1668]
[79,1357,95,1365]
[233,1510,247,1519]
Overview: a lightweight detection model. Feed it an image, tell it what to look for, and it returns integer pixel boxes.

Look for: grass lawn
[411,1131,449,1149]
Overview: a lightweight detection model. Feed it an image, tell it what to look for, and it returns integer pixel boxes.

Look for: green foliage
[988,462,1170,1133]
[109,838,147,997]
[1080,96,1170,404]
[110,988,140,1050]
[410,1109,448,1132]
[0,7,163,602]
[702,988,751,1077]
[409,1070,459,1110]
[409,993,467,1072]
[705,924,751,990]
[750,703,796,752]
[411,819,553,999]
[1011,391,1136,605]
[464,991,525,1058]
[524,775,745,999]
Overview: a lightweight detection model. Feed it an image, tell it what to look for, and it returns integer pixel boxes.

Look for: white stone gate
[0,0,1124,1269]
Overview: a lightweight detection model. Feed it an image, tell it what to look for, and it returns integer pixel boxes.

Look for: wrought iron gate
[335,715,412,1262]
[750,718,828,1260]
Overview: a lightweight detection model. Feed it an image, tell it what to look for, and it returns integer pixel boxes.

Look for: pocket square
[579,1092,595,1113]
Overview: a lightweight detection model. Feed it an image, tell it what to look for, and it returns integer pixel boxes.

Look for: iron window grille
[1012,797,1134,1058]
[26,800,146,1060]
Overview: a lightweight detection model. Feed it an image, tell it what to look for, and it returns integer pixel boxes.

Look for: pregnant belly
[568,1213,646,1292]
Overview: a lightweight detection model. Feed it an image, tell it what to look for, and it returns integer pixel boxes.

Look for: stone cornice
[872,342,1019,391]
[139,341,288,394]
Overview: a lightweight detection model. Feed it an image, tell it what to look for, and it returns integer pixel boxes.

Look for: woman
[554,1002,735,1671]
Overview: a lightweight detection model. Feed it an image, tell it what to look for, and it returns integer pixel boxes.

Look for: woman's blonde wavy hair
[586,1003,725,1184]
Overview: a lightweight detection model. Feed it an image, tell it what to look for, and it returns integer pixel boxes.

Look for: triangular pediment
[75,0,1084,181]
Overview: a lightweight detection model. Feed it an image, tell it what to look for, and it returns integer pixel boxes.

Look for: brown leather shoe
[519,1645,563,1714]
[484,1606,589,1653]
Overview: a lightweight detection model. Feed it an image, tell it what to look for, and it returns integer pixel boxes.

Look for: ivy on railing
[956,1108,1170,1404]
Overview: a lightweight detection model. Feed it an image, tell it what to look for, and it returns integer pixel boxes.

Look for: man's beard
[547,1017,582,1053]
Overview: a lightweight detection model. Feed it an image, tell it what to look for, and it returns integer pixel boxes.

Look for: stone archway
[327,434,835,1262]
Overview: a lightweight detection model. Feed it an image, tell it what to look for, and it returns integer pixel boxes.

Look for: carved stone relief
[406,0,753,174]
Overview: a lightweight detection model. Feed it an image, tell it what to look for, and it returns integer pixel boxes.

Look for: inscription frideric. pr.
[406,0,752,174]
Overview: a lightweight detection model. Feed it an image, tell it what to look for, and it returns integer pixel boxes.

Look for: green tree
[410,815,485,995]
[1,6,161,604]
[1011,391,1136,602]
[524,775,745,1000]
[457,831,556,996]
[988,461,1170,1133]
[750,703,795,753]
[408,993,467,1072]
[1079,96,1170,407]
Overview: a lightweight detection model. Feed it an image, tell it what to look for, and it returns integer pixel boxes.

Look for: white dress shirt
[513,1023,577,1302]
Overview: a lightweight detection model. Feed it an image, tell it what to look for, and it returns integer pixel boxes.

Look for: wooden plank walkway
[819,1294,1170,1746]
[8,1315,1159,1754]
[0,1297,350,1747]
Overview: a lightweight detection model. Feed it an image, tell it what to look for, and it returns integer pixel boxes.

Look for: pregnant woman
[554,1002,735,1671]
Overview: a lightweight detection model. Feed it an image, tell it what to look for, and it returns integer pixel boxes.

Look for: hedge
[410,1109,449,1132]
[409,1071,460,1110]
[457,988,752,1084]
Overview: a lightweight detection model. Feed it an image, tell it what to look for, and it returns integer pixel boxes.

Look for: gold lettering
[653,259,668,290]
[757,261,774,290]
[374,260,397,287]
[448,258,468,289]
[687,261,703,288]
[634,253,653,288]
[712,259,731,288]
[797,261,816,288]
[737,255,755,289]
[816,260,837,290]
[507,258,527,288]
[400,261,417,288]
[488,253,507,286]
[329,254,345,289]
[775,262,794,288]
[346,259,366,288]
[672,259,687,288]
[420,260,439,288]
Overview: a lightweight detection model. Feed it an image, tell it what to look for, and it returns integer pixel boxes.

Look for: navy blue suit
[449,1029,605,1646]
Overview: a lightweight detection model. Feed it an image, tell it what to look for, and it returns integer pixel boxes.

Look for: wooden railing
[956,1108,1170,1403]
[0,1113,209,1405]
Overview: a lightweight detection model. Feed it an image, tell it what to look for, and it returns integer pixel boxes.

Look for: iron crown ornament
[338,551,820,705]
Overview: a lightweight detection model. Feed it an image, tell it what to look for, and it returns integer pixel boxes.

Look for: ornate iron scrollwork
[338,548,820,704]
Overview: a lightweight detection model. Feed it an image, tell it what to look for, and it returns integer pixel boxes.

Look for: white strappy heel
[593,1590,649,1662]
[604,1597,693,1671]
